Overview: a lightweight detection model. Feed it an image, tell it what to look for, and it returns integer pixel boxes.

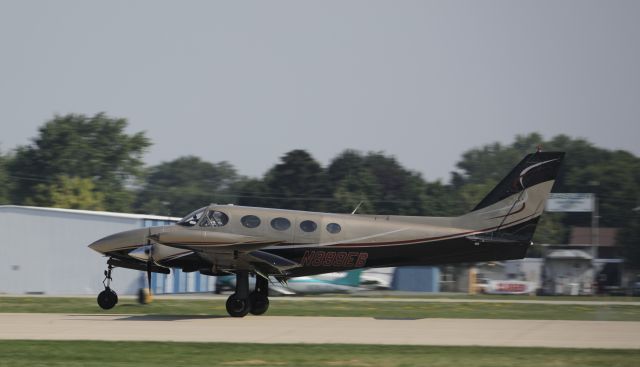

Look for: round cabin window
[271,217,291,231]
[326,223,341,234]
[241,215,261,228]
[300,220,317,233]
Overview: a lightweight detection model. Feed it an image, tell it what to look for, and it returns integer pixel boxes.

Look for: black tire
[97,288,118,310]
[249,292,269,315]
[225,293,251,317]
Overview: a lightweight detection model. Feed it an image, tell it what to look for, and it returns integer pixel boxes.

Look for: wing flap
[244,250,301,273]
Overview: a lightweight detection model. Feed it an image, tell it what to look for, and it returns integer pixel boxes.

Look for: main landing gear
[97,264,118,310]
[225,271,270,317]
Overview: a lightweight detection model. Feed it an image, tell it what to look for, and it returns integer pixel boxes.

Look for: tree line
[1,113,639,266]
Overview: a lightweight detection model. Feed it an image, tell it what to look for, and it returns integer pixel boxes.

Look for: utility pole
[591,194,598,257]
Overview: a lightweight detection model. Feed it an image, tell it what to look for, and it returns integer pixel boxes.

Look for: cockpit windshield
[177,207,207,227]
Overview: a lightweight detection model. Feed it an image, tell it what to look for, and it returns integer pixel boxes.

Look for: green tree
[326,150,380,213]
[331,169,380,214]
[232,178,271,208]
[326,150,432,215]
[0,151,11,204]
[8,113,150,211]
[266,149,330,211]
[135,156,239,217]
[30,176,105,210]
[420,181,462,216]
[359,152,428,215]
[563,151,640,228]
[242,150,329,211]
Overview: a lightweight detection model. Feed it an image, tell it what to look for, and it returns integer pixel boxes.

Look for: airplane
[360,267,395,290]
[89,150,564,317]
[215,269,363,295]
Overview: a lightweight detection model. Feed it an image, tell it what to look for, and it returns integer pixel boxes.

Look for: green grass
[1,296,640,321]
[353,293,640,302]
[1,340,638,367]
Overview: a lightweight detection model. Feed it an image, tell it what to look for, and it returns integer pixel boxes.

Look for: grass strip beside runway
[1,340,639,367]
[1,296,640,321]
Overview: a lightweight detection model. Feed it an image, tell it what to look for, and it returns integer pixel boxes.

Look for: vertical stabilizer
[330,269,363,287]
[464,151,565,243]
[472,151,565,212]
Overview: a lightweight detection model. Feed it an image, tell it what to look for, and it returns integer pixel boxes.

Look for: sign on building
[546,193,594,212]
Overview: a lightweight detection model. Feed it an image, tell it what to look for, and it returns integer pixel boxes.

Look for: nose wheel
[97,264,118,310]
[98,288,118,310]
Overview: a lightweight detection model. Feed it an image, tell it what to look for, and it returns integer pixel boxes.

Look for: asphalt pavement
[2,313,639,349]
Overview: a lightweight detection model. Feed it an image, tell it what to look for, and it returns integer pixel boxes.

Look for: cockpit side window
[177,207,207,227]
[201,210,229,227]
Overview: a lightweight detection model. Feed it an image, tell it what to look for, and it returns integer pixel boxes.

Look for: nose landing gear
[97,264,118,310]
[224,271,270,317]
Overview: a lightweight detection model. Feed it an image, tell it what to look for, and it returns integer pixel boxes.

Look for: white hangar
[0,205,213,296]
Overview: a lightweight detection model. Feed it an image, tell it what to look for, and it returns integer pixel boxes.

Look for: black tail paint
[473,151,565,212]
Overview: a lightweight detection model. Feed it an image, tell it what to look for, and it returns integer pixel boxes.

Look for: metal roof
[0,205,180,222]
[546,249,593,260]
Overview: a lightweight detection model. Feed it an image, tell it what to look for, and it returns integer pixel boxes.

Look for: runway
[2,313,639,349]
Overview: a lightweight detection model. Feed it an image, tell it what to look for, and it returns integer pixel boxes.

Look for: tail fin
[331,269,363,287]
[465,151,565,243]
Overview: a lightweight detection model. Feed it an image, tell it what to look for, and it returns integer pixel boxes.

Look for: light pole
[589,182,600,259]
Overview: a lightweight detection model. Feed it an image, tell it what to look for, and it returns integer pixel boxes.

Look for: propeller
[129,228,155,304]
[145,239,153,297]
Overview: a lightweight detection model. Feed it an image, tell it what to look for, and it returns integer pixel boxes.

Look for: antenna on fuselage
[351,201,363,215]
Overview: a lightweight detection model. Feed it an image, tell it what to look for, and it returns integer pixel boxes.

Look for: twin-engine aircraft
[89,151,564,317]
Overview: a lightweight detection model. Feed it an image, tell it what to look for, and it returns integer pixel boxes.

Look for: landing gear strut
[249,276,269,315]
[224,271,270,317]
[226,271,251,317]
[97,264,118,310]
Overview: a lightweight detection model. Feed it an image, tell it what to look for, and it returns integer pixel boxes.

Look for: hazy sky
[1,1,638,181]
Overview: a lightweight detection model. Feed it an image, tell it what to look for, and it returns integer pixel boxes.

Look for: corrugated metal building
[0,205,211,295]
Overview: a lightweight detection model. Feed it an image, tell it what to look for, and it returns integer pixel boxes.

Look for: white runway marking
[1,313,639,349]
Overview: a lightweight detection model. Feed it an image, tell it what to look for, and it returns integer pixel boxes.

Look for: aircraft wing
[149,228,301,274]
[149,229,279,251]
